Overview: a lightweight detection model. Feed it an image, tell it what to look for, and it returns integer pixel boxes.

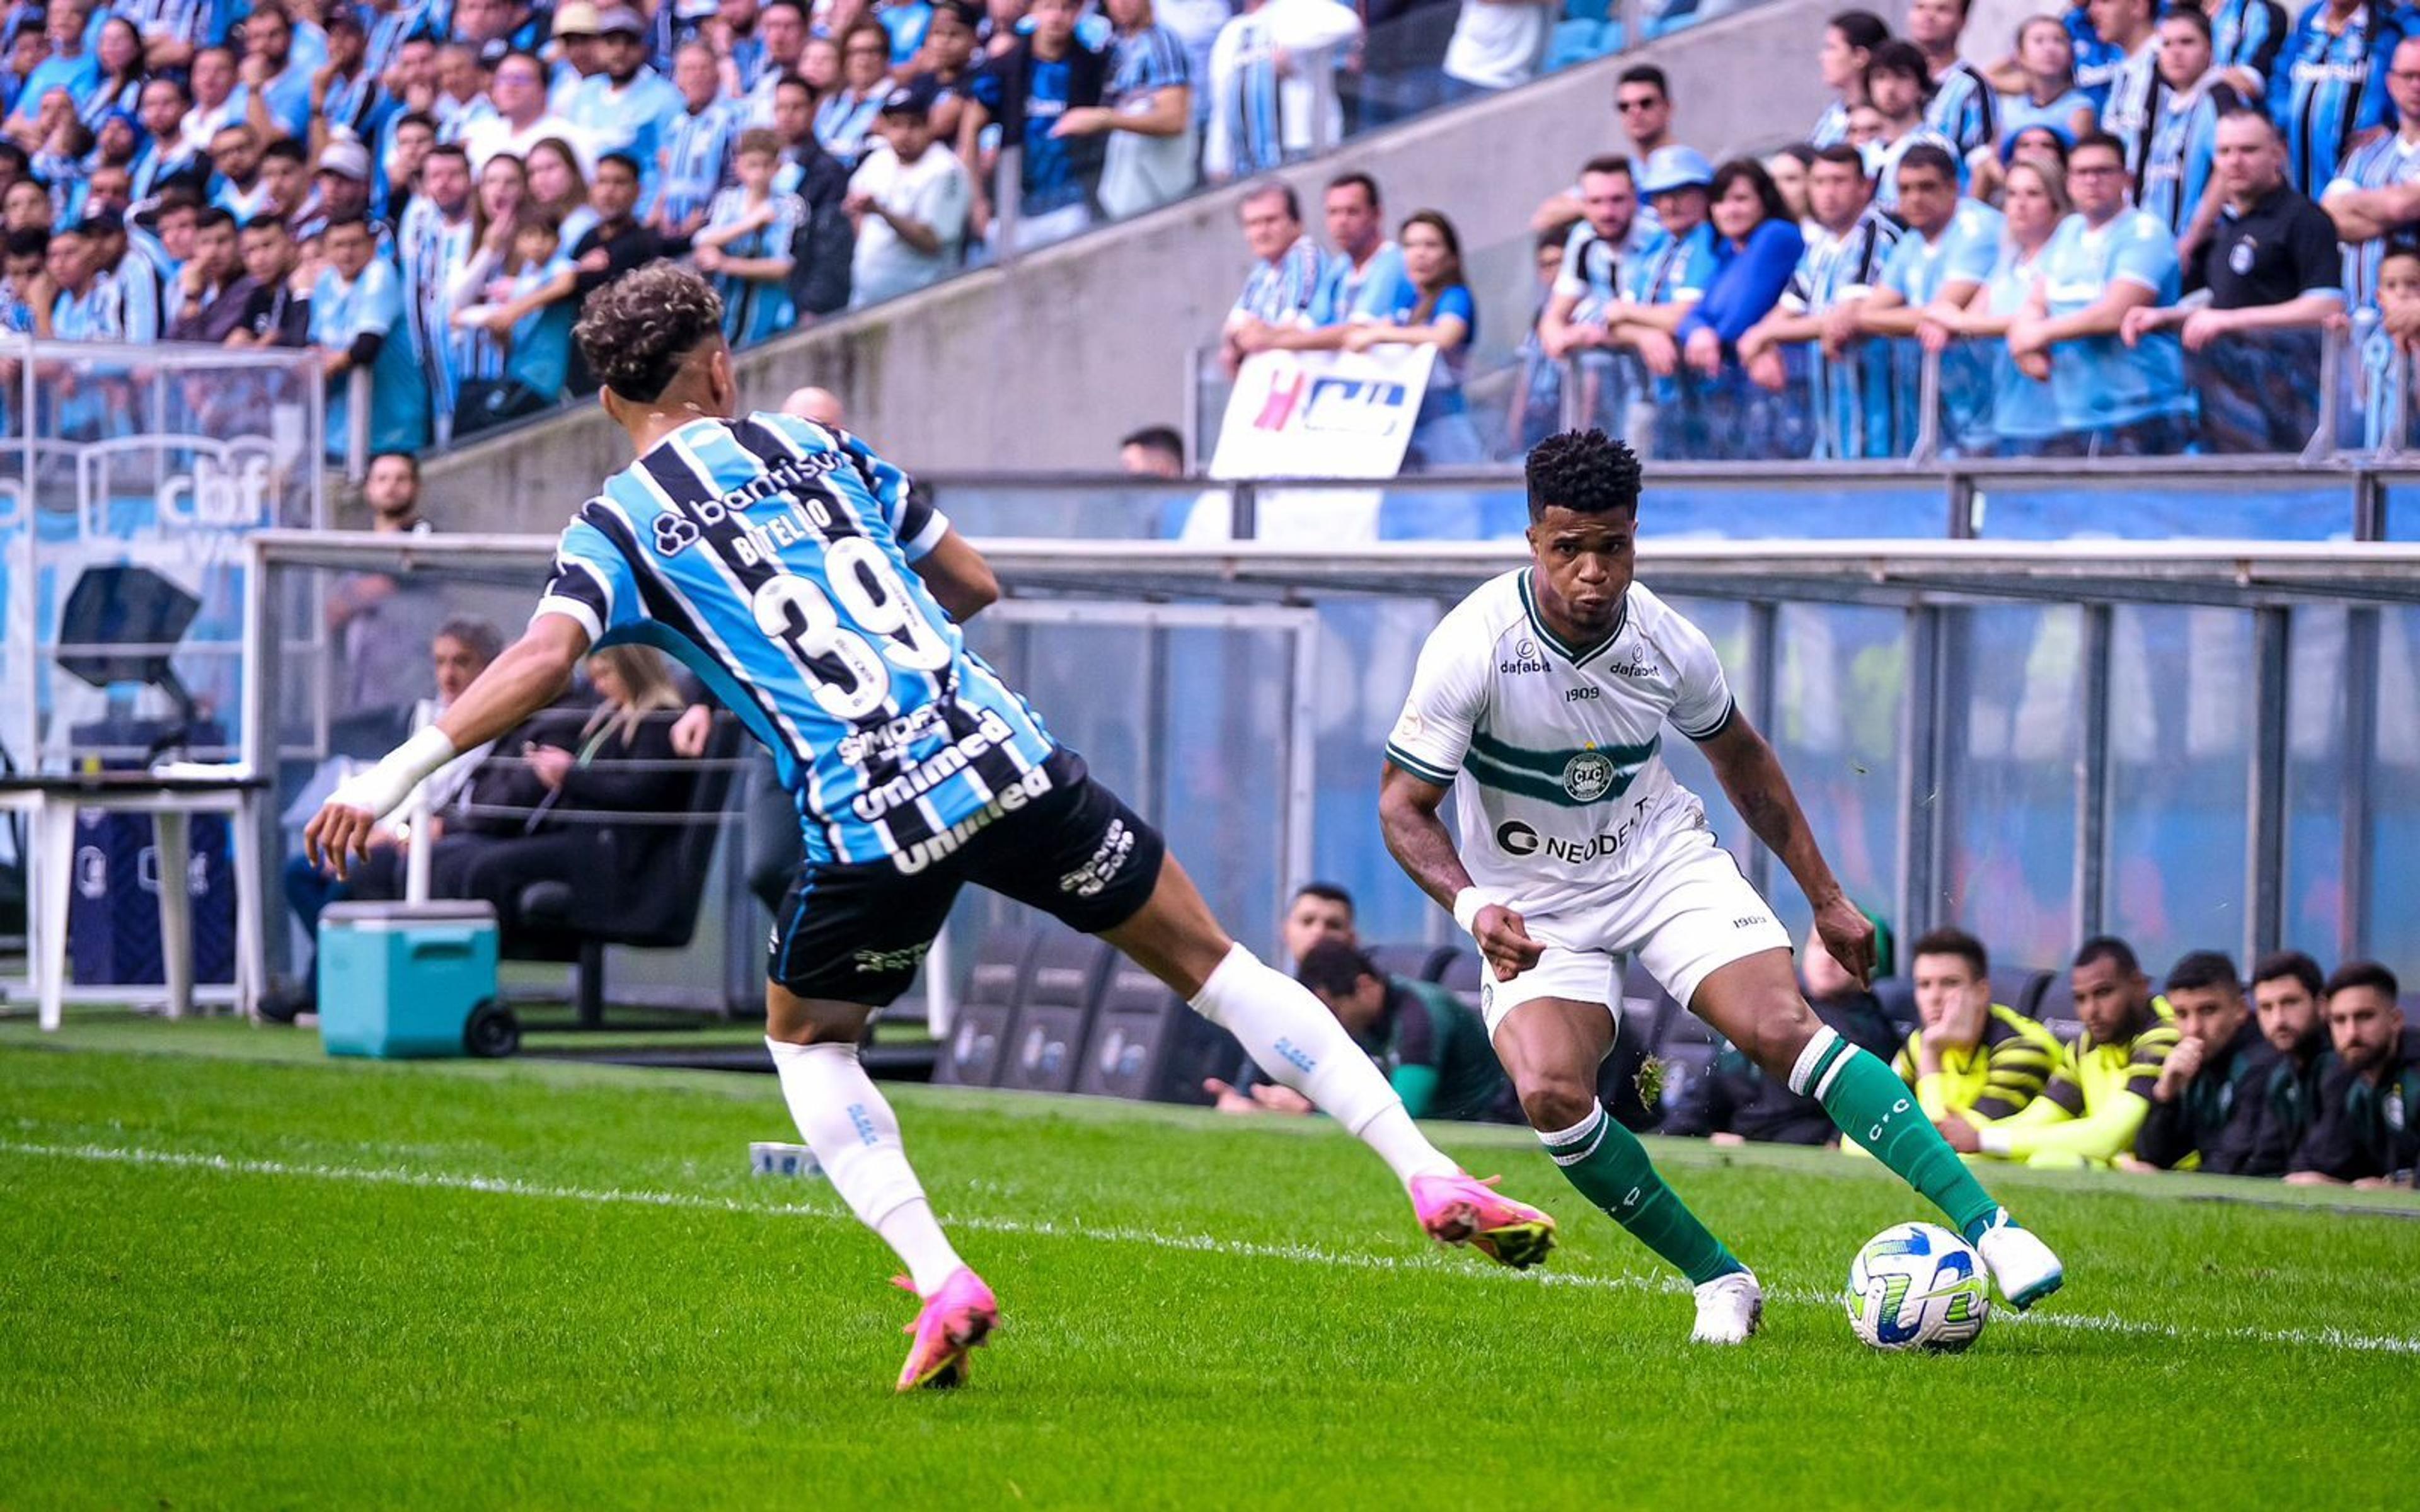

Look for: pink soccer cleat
[893,1267,1000,1392]
[1410,1171,1558,1270]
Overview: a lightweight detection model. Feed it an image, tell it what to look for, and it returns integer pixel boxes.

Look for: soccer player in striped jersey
[398,143,478,445]
[2322,34,2420,310]
[1908,0,1998,158]
[1940,937,2179,1167]
[308,263,1557,1392]
[1809,9,1889,148]
[1738,143,1907,457]
[1891,928,2060,1125]
[2271,0,2412,193]
[1379,430,2066,1344]
[2092,0,2165,175]
[651,42,740,238]
[2141,5,2243,239]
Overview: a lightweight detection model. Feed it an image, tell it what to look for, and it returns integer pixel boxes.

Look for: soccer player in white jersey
[307,261,1555,1394]
[1378,430,2065,1344]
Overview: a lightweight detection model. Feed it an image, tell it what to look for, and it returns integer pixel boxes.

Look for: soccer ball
[1844,1222,1990,1353]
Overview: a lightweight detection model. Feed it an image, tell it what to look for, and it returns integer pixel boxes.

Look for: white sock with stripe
[764,1038,965,1295]
[1188,943,1458,1186]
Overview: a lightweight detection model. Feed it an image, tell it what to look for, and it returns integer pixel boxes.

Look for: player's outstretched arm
[911,529,1000,622]
[1378,763,1542,982]
[304,614,591,876]
[1694,711,1875,985]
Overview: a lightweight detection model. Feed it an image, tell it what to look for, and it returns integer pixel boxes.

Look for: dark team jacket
[1661,993,1901,1146]
[2133,1017,2274,1174]
[2288,1031,2420,1184]
[2245,1026,2331,1176]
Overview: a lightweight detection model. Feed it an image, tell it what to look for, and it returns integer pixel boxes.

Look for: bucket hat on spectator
[318,140,372,181]
[1638,145,1715,197]
[552,1,601,35]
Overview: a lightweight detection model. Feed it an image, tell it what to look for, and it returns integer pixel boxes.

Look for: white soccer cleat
[1972,1209,2065,1311]
[1690,1270,1764,1345]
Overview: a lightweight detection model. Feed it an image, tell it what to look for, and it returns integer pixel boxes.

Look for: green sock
[1539,1102,1744,1286]
[1794,1029,2000,1237]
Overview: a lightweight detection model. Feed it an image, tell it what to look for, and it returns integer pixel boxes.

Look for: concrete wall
[423,0,1839,532]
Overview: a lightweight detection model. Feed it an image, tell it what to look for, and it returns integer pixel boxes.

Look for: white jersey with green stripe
[1385,570,1737,918]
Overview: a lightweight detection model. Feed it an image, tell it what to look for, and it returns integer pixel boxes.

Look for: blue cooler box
[318,901,501,1058]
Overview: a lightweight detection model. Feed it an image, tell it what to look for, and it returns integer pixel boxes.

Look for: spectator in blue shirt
[1809,9,1888,148]
[1250,171,1407,353]
[2321,33,2420,311]
[1679,158,1807,458]
[234,3,316,146]
[1855,142,2002,445]
[2140,6,2242,245]
[311,212,431,458]
[83,16,145,129]
[815,20,894,169]
[1739,142,1909,458]
[2010,128,2192,452]
[1922,156,2072,454]
[1998,14,2099,144]
[1863,38,1964,210]
[959,0,1109,250]
[9,0,96,142]
[2270,0,2411,193]
[1343,207,1483,469]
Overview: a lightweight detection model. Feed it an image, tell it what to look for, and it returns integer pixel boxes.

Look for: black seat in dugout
[509,715,749,1028]
[1363,941,1463,983]
[1991,966,2057,1023]
[935,927,1039,1088]
[997,932,1115,1094]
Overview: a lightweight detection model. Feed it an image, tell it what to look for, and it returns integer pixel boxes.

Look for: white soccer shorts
[1475,822,1794,1037]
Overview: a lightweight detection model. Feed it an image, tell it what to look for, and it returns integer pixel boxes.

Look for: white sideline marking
[7,1138,2419,1358]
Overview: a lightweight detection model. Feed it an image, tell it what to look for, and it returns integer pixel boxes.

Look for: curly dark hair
[573,261,726,403]
[1523,429,1642,521]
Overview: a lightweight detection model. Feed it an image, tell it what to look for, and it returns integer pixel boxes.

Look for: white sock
[764,1038,964,1295]
[1187,944,1458,1186]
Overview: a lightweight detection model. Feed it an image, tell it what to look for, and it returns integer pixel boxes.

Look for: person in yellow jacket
[1893,926,2061,1123]
[1939,936,2178,1168]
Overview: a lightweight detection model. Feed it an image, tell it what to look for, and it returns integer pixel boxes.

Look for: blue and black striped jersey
[534,412,1059,869]
[2211,0,2291,89]
[2272,0,2414,193]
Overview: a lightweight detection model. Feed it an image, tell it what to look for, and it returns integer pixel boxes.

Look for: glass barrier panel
[1766,603,1906,944]
[1646,476,1944,538]
[2366,606,2420,971]
[1656,595,1754,875]
[2283,605,2351,957]
[1937,604,2082,970]
[2102,606,2252,970]
[928,481,1225,540]
[1969,472,2354,541]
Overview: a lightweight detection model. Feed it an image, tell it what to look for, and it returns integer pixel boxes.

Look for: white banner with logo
[0,342,321,784]
[1210,345,1436,481]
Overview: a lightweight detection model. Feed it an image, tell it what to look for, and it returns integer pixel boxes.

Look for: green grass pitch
[5,1020,2416,1509]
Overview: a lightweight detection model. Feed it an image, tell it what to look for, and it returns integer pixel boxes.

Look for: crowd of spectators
[3,0,1652,457]
[1219,0,2420,466]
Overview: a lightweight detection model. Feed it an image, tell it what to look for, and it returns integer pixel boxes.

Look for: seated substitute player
[2124,950,2274,1176]
[2286,961,2418,1188]
[306,262,1557,1394]
[2244,949,2331,1171]
[1890,925,2060,1125]
[1376,428,2065,1345]
[1939,936,2179,1168]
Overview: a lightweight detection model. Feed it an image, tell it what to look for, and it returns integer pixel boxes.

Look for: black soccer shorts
[767,749,1167,1006]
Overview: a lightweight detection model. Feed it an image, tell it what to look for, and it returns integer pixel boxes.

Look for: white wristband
[1451,887,1491,936]
[328,726,459,823]
[1976,1128,2012,1159]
